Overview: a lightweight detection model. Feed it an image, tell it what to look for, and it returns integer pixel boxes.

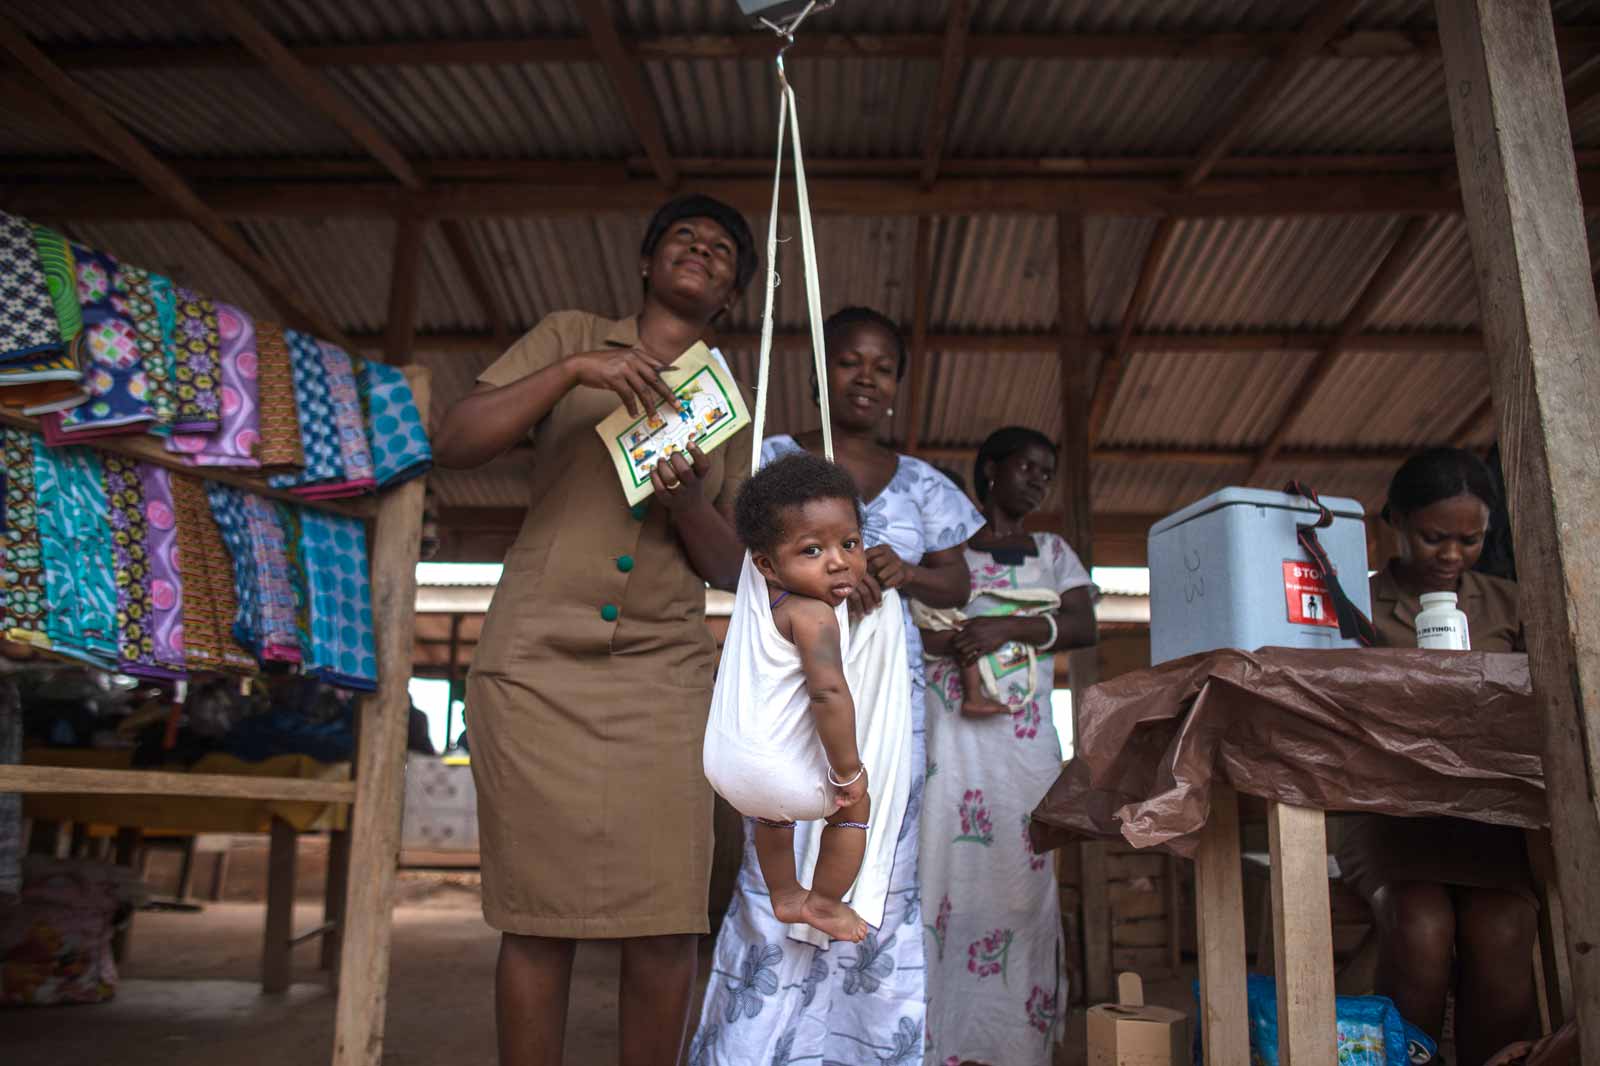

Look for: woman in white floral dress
[918,427,1098,1066]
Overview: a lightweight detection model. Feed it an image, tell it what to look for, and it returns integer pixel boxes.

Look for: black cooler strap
[1283,480,1378,648]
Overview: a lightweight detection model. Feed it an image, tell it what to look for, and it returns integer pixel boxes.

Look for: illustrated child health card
[594,342,750,505]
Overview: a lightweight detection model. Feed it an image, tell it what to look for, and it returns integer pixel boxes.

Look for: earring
[886,407,895,417]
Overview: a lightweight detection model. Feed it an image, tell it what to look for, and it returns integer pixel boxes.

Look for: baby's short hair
[735,452,862,555]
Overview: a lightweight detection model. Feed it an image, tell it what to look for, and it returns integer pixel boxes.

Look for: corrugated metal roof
[1283,348,1490,448]
[53,221,272,316]
[1102,349,1319,448]
[1142,216,1403,331]
[1241,56,1453,154]
[1365,214,1478,329]
[971,0,1327,33]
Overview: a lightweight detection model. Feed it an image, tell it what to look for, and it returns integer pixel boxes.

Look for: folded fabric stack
[360,361,433,489]
[0,427,49,648]
[102,456,187,680]
[205,484,302,665]
[31,441,118,668]
[0,215,83,415]
[295,511,378,691]
[269,331,376,499]
[168,474,257,676]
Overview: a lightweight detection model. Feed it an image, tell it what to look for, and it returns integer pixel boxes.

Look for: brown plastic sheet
[1032,648,1545,857]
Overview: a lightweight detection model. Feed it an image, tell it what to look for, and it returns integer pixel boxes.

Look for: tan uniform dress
[466,310,751,938]
[1336,561,1535,904]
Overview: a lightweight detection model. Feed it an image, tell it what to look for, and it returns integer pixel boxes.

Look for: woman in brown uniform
[1336,447,1535,1065]
[432,195,757,1066]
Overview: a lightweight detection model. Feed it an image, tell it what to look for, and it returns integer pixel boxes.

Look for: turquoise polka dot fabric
[358,361,431,489]
[296,510,377,691]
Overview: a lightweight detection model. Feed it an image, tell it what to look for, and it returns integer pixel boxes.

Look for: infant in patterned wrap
[702,452,873,943]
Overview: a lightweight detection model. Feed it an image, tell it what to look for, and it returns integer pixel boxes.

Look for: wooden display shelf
[0,764,356,804]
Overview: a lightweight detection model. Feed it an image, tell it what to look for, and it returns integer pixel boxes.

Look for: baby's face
[759,498,866,606]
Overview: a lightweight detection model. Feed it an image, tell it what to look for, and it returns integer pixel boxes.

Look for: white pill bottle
[1415,591,1471,650]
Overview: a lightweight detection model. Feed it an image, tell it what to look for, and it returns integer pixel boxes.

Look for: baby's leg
[800,795,871,943]
[960,660,1009,716]
[752,819,809,924]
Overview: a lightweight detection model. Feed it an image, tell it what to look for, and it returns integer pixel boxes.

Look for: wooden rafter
[576,0,678,189]
[383,216,426,365]
[1245,214,1436,481]
[0,13,351,350]
[33,26,1600,71]
[208,0,423,192]
[1449,394,1497,446]
[920,0,973,188]
[19,171,1594,221]
[1057,212,1093,561]
[353,328,1484,358]
[901,217,935,455]
[439,220,510,352]
[1183,0,1367,187]
[1088,217,1178,443]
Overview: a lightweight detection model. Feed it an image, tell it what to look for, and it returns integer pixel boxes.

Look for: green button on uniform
[630,502,650,520]
[600,604,619,622]
[616,555,634,573]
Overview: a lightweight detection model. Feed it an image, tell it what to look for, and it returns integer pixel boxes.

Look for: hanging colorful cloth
[254,321,304,473]
[111,263,177,435]
[268,329,342,490]
[58,244,158,435]
[277,503,313,656]
[32,441,118,667]
[167,301,259,467]
[204,484,300,664]
[161,280,219,432]
[359,361,432,489]
[0,212,61,366]
[1,226,88,411]
[169,474,255,675]
[297,511,377,691]
[0,428,49,648]
[291,340,373,499]
[103,455,171,677]
[31,225,81,347]
[138,463,187,675]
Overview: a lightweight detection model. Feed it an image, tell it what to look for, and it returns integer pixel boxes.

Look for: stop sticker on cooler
[1282,560,1339,628]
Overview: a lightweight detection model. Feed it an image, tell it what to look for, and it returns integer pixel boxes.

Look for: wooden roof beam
[0,13,351,350]
[920,0,973,188]
[1184,0,1366,188]
[349,328,1484,357]
[208,0,423,192]
[35,26,1600,70]
[577,0,678,189]
[1088,218,1178,443]
[439,221,510,352]
[18,171,1579,219]
[1245,214,1437,481]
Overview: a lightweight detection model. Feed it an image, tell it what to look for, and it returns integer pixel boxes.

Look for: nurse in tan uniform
[1335,447,1535,1065]
[432,195,757,1066]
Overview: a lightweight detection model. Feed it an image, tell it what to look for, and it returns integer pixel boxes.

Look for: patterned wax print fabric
[165,282,219,432]
[0,428,48,646]
[204,484,300,663]
[254,321,304,472]
[169,474,255,675]
[137,463,186,675]
[32,440,117,667]
[691,435,984,1066]
[921,534,1094,1066]
[360,361,432,488]
[111,263,176,433]
[103,455,161,676]
[269,330,341,490]
[168,301,259,467]
[31,226,82,346]
[296,511,376,691]
[58,244,157,434]
[0,211,61,365]
[289,339,372,498]
[277,504,313,658]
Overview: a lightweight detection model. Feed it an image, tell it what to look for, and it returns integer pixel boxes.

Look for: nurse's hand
[847,570,884,619]
[649,443,709,514]
[864,544,908,590]
[953,617,1017,665]
[565,345,680,417]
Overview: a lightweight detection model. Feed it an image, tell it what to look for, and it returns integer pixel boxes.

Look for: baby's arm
[785,600,865,803]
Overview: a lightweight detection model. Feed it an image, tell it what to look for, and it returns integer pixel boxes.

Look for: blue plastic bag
[1194,975,1438,1065]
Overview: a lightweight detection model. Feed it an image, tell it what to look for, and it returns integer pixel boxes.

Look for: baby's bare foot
[961,694,1010,717]
[799,893,869,942]
[769,885,810,927]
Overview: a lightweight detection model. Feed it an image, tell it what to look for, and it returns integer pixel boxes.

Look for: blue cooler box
[1148,487,1371,665]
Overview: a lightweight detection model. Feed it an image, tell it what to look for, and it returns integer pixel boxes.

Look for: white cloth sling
[703,555,913,944]
[909,587,1062,704]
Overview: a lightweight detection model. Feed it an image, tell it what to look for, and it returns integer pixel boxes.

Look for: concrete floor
[1,873,1194,1065]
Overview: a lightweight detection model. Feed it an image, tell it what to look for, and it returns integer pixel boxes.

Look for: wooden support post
[901,217,934,456]
[111,827,142,962]
[384,216,426,366]
[1267,803,1337,1066]
[263,817,297,994]
[332,368,430,1066]
[1080,840,1113,1004]
[1527,831,1573,1028]
[322,828,351,973]
[1438,3,1600,1057]
[1194,786,1250,1065]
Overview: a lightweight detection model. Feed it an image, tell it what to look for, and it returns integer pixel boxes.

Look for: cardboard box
[1087,972,1191,1066]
